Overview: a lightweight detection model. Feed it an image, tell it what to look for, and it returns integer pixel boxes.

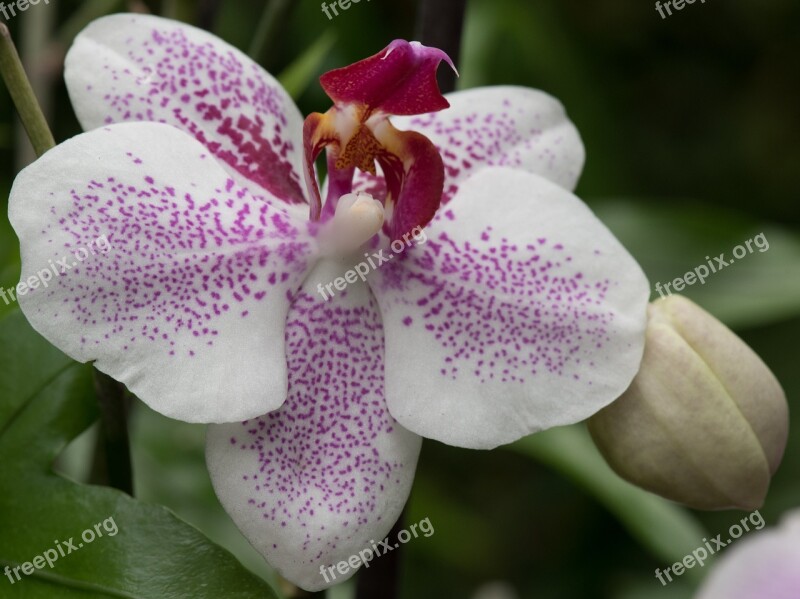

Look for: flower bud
[588,295,789,510]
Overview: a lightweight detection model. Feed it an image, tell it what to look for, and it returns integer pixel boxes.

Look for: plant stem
[128,0,152,12]
[355,511,405,599]
[277,575,326,598]
[249,0,295,67]
[16,0,55,169]
[414,0,468,93]
[197,0,222,31]
[163,0,195,23]
[90,372,134,495]
[0,24,55,157]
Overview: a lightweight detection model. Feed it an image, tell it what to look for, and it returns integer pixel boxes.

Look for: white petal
[9,122,313,423]
[696,510,800,599]
[65,13,307,214]
[368,167,649,449]
[206,260,421,591]
[353,85,585,201]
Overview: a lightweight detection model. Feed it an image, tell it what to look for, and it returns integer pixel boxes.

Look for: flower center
[319,191,385,254]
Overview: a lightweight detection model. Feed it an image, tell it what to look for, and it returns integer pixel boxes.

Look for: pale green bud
[589,295,788,510]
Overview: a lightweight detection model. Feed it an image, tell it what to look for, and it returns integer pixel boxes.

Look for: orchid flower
[696,510,800,599]
[8,14,649,590]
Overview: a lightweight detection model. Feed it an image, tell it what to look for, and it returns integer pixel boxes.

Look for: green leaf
[0,310,279,598]
[509,424,706,582]
[594,199,800,329]
[277,30,337,100]
[0,308,72,427]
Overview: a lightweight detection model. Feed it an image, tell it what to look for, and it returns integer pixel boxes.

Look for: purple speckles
[231,288,410,561]
[408,105,558,203]
[383,227,615,384]
[34,149,309,358]
[81,19,305,205]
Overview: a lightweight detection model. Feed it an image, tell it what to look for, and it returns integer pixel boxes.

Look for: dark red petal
[320,152,355,221]
[302,112,333,220]
[320,40,457,117]
[374,124,444,241]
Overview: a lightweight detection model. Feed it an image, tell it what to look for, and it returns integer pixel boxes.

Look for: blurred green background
[1,1,798,598]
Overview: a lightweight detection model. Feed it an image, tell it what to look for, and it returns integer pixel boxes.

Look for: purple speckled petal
[353,86,585,201]
[9,122,314,423]
[206,261,421,591]
[367,168,649,449]
[65,13,306,211]
[696,510,800,599]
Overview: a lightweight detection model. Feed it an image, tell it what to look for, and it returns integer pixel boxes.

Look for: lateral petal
[9,122,313,423]
[367,168,649,449]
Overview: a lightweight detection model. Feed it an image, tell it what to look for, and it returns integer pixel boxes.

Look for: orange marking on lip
[335,125,382,175]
